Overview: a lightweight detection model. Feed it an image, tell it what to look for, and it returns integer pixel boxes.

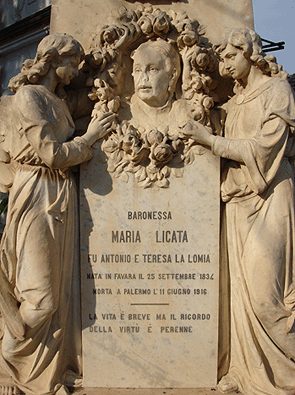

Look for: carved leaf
[157,178,169,188]
[184,150,195,165]
[149,172,158,182]
[161,166,170,178]
[120,171,129,183]
[114,164,125,177]
[103,140,119,153]
[142,178,153,189]
[139,167,147,182]
[171,167,184,178]
[107,161,116,173]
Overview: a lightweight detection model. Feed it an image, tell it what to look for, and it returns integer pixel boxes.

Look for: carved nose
[224,60,230,70]
[140,72,149,82]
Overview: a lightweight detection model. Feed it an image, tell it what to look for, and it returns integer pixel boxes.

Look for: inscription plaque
[80,146,220,388]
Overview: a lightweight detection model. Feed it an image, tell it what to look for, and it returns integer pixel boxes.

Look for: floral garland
[85,4,218,188]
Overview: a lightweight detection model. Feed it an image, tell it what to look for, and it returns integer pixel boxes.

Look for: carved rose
[146,129,164,145]
[87,46,113,68]
[177,26,198,49]
[191,76,203,91]
[103,138,119,153]
[195,53,210,69]
[202,96,214,111]
[153,11,170,35]
[138,15,153,35]
[120,133,139,154]
[191,101,205,121]
[100,26,120,47]
[152,143,173,164]
[117,7,137,23]
[108,97,120,113]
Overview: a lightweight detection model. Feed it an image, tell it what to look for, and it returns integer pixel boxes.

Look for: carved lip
[138,85,152,90]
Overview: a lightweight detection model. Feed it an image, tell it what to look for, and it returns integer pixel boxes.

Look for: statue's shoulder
[270,77,293,95]
[0,95,15,193]
[14,84,44,102]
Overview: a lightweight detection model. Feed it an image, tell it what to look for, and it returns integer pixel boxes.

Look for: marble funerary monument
[0,0,295,394]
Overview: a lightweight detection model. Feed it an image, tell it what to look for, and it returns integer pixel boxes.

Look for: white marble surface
[80,145,220,388]
[51,0,254,54]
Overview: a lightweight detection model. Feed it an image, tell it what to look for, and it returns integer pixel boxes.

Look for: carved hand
[183,120,215,147]
[83,112,116,146]
[182,46,196,64]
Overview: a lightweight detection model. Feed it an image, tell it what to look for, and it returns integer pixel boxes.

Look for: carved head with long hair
[9,33,84,93]
[214,27,284,80]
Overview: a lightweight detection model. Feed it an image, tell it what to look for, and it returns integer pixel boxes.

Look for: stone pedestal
[50,0,254,390]
[80,146,220,388]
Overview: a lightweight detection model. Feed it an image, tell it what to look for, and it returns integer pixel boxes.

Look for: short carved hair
[131,39,181,93]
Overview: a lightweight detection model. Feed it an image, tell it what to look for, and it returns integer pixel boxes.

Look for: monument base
[78,388,229,395]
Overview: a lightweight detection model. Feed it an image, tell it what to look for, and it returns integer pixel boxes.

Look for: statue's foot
[62,370,82,389]
[55,384,70,395]
[217,374,238,393]
[0,378,21,395]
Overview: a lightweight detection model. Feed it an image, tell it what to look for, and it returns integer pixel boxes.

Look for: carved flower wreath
[85,5,218,188]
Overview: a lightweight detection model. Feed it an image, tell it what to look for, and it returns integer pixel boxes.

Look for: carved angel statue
[0,34,114,395]
[185,27,295,394]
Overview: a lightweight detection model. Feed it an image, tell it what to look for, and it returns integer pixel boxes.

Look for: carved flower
[146,129,164,146]
[153,11,170,35]
[171,10,190,32]
[171,138,184,152]
[100,26,120,46]
[191,101,205,121]
[88,79,111,103]
[152,143,173,164]
[202,95,214,111]
[191,76,203,92]
[104,141,119,155]
[87,46,113,69]
[195,53,210,69]
[120,133,139,154]
[177,26,198,49]
[138,15,153,35]
[107,96,120,113]
[117,7,136,23]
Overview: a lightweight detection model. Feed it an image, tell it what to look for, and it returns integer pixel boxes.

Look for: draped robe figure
[213,78,295,394]
[0,84,93,395]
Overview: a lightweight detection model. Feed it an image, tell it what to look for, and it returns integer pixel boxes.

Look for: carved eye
[149,66,158,73]
[134,67,141,74]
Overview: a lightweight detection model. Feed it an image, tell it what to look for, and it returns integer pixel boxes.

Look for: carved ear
[168,68,178,91]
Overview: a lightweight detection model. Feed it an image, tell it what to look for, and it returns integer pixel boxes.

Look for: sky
[252,0,295,74]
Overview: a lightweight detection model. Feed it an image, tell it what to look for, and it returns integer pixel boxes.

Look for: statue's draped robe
[213,78,295,395]
[0,85,93,395]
